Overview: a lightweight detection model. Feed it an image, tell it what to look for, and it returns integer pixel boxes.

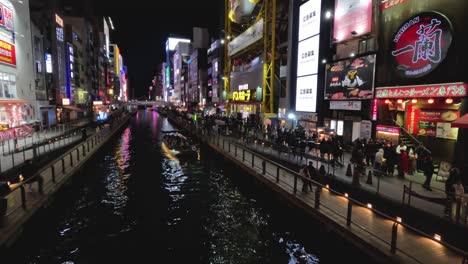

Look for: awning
[451,114,468,128]
[62,105,85,112]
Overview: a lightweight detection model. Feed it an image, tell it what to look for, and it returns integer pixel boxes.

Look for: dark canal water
[3,110,372,263]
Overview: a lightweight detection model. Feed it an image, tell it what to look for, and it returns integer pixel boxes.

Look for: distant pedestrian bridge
[125,100,168,107]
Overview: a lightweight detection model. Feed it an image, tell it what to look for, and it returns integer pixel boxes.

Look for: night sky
[93,0,223,98]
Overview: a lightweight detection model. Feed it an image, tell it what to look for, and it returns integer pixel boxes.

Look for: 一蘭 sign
[391,12,453,78]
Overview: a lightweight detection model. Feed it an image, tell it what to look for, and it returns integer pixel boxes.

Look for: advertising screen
[296,75,317,113]
[295,0,321,113]
[296,35,319,77]
[298,0,321,41]
[334,0,372,42]
[324,54,376,100]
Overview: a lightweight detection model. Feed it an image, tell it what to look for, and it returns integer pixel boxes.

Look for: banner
[329,101,362,111]
[228,19,263,56]
[324,54,376,100]
[0,39,16,66]
[334,0,372,42]
[376,83,467,98]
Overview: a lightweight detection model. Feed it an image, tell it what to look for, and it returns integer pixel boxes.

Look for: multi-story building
[173,42,191,105]
[164,36,190,103]
[0,0,38,134]
[207,39,224,106]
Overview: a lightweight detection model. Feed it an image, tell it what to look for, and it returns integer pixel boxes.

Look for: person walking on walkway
[445,167,460,218]
[299,164,310,194]
[423,156,435,191]
[307,161,317,190]
[22,159,43,193]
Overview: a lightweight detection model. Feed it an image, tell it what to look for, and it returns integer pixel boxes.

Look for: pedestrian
[407,147,417,176]
[81,128,87,141]
[374,148,385,177]
[398,149,409,179]
[22,159,43,193]
[445,167,460,218]
[317,165,326,191]
[299,164,310,193]
[451,178,465,222]
[423,156,435,191]
[307,161,317,190]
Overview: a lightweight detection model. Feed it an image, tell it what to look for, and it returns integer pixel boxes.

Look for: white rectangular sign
[296,35,319,77]
[329,101,362,111]
[298,0,322,41]
[295,75,317,113]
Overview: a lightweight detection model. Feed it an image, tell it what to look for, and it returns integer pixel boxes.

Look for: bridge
[125,100,168,107]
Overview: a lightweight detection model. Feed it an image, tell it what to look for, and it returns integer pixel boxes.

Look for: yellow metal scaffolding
[224,0,277,114]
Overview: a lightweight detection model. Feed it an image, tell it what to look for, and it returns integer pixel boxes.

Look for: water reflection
[3,111,369,264]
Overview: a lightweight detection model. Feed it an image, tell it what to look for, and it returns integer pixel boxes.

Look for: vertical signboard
[295,0,321,113]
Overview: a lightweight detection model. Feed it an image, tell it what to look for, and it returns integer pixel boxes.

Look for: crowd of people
[165,108,467,223]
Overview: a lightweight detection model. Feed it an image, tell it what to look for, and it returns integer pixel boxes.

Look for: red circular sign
[391,12,452,78]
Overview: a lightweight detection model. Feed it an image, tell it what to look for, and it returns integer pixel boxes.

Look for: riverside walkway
[0,114,129,247]
[206,134,467,264]
[164,111,467,264]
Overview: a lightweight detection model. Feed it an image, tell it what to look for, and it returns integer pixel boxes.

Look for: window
[0,72,17,99]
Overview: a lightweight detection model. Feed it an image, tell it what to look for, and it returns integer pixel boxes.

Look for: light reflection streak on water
[100,127,132,214]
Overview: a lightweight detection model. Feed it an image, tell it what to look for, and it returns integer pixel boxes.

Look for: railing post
[20,185,26,209]
[87,140,90,152]
[262,160,266,174]
[242,149,245,162]
[235,145,237,157]
[408,181,412,206]
[455,198,461,225]
[251,153,254,168]
[228,141,231,153]
[276,166,280,183]
[51,165,56,183]
[315,189,320,209]
[62,158,65,173]
[390,222,398,254]
[223,139,225,150]
[70,152,73,167]
[347,200,352,226]
[293,175,297,194]
[82,145,86,157]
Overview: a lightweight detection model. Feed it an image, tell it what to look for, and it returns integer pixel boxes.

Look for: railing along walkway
[0,114,130,246]
[206,134,467,264]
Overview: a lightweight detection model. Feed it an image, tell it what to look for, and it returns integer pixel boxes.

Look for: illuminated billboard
[333,0,372,42]
[295,0,321,113]
[296,75,318,112]
[166,38,190,51]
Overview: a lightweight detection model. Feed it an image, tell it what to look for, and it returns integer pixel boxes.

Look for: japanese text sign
[375,83,467,98]
[391,12,453,78]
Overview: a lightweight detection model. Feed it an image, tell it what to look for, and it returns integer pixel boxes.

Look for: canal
[2,110,373,263]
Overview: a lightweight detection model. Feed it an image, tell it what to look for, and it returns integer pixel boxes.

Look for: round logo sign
[391,12,453,78]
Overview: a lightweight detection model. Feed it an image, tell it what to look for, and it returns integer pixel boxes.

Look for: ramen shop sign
[391,12,452,78]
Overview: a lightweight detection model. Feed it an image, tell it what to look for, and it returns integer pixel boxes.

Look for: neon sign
[391,12,452,78]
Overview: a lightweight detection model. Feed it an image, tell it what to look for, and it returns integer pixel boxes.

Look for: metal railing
[392,120,431,154]
[165,112,468,262]
[209,134,468,264]
[0,114,130,235]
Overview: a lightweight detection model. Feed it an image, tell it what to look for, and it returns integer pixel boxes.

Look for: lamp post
[288,113,296,129]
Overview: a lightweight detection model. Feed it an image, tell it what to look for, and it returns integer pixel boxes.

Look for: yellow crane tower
[224,0,277,114]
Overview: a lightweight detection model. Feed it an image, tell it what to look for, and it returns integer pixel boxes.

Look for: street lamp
[288,113,296,128]
[325,11,332,19]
